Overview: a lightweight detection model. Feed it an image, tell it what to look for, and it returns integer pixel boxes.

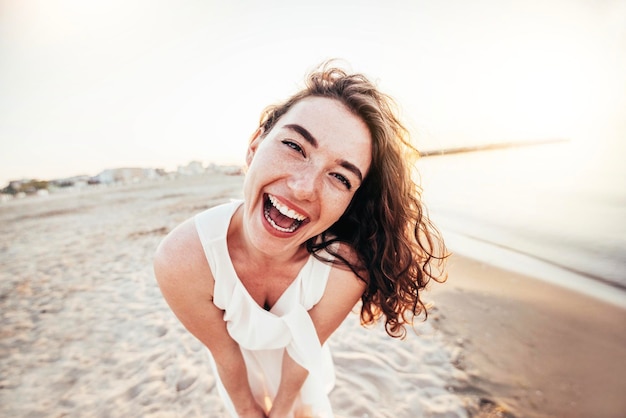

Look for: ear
[246,127,264,166]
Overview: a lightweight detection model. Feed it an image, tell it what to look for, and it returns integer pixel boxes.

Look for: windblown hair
[258,61,448,338]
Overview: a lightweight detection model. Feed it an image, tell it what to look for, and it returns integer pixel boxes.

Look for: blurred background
[1,0,625,293]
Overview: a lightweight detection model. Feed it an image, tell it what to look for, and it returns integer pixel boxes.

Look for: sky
[0,0,624,185]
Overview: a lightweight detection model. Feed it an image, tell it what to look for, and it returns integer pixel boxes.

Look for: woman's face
[242,96,372,256]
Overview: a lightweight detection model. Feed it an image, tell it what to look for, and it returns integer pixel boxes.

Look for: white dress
[195,201,336,417]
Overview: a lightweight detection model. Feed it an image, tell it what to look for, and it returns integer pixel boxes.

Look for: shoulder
[153,217,215,299]
[328,241,368,280]
[307,243,367,344]
[327,242,367,292]
[315,240,367,297]
[154,217,239,351]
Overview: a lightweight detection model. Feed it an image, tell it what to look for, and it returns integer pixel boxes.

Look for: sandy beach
[429,256,626,418]
[1,173,624,417]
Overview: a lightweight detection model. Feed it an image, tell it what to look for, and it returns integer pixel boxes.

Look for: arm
[269,251,367,417]
[268,353,309,418]
[154,219,266,418]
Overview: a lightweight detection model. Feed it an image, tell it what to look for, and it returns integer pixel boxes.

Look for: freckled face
[241,96,372,256]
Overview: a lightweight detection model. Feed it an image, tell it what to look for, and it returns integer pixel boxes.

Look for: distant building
[216,165,244,176]
[50,175,90,188]
[94,168,159,184]
[205,162,244,176]
[7,180,24,191]
[177,161,205,176]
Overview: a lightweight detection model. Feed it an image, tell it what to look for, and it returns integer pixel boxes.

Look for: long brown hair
[259,61,448,338]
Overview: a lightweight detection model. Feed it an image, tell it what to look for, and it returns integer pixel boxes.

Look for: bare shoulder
[333,241,365,272]
[153,217,214,302]
[328,242,367,293]
[154,217,234,350]
[326,241,368,287]
[308,243,367,344]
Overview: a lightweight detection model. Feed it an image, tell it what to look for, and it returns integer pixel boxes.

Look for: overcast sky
[1,0,624,184]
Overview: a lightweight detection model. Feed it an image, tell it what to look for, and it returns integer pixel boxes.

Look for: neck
[228,205,309,268]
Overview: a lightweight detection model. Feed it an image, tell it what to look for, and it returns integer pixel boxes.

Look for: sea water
[417,141,626,306]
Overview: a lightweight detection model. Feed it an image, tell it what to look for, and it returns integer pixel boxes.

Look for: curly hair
[258,61,448,338]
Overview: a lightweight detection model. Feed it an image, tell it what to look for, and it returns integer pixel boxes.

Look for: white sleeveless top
[195,201,336,417]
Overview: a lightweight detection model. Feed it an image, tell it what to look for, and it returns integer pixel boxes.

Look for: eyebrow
[284,124,318,147]
[284,123,364,182]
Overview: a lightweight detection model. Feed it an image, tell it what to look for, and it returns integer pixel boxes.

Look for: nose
[287,166,320,201]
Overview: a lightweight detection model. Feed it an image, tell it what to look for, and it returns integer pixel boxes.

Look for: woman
[154,62,447,418]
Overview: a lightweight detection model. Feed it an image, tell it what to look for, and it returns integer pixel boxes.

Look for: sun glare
[0,1,623,185]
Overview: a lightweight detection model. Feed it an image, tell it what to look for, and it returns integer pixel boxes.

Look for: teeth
[264,207,299,233]
[268,195,306,221]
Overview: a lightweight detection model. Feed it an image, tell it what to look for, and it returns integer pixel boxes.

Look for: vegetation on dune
[1,179,50,195]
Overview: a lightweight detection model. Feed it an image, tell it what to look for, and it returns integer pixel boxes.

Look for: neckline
[223,200,313,315]
[232,256,313,315]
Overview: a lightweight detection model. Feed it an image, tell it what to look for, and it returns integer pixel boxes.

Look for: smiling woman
[153,62,447,418]
[241,96,372,256]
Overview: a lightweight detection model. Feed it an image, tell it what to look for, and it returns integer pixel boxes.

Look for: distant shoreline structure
[2,139,569,200]
[419,138,569,157]
[0,161,244,201]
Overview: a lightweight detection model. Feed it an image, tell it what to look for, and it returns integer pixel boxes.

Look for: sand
[1,173,624,417]
[428,256,626,418]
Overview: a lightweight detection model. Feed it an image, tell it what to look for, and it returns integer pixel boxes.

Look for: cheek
[251,144,294,172]
[246,150,279,181]
[321,192,354,222]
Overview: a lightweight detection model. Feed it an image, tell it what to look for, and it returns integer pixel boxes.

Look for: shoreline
[441,229,626,308]
[429,254,626,418]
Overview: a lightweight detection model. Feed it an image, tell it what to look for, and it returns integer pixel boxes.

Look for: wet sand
[429,255,626,418]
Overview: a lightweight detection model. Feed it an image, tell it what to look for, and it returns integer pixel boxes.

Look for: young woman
[154,63,447,418]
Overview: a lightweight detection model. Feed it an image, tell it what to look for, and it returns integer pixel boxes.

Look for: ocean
[417,141,626,307]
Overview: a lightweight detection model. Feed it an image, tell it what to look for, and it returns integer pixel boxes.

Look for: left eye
[331,173,352,190]
[282,140,304,156]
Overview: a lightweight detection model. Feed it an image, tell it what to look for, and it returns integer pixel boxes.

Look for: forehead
[275,96,372,165]
[280,96,367,133]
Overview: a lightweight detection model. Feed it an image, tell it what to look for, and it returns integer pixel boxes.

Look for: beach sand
[1,173,624,417]
[429,255,626,418]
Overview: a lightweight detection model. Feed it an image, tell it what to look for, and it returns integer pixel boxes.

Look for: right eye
[282,140,305,156]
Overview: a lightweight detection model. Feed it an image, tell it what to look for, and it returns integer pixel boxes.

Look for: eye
[331,173,352,190]
[281,140,305,156]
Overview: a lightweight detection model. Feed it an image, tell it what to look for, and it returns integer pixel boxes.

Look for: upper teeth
[268,195,306,221]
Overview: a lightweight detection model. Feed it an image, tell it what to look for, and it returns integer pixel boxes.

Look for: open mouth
[263,194,309,233]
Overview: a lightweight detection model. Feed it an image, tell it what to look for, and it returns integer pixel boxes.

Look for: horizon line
[419,138,569,157]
